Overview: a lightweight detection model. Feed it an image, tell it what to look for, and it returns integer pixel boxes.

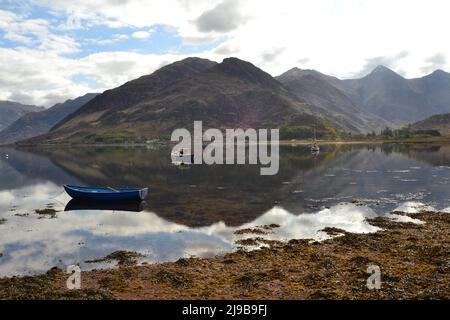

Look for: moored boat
[171,148,194,165]
[311,143,320,153]
[64,185,148,201]
[310,124,320,153]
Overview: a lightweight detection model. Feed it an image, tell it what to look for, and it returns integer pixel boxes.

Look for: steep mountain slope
[53,57,219,130]
[277,68,393,132]
[28,58,339,144]
[410,113,450,136]
[0,93,98,145]
[343,66,450,124]
[410,70,450,116]
[0,101,44,131]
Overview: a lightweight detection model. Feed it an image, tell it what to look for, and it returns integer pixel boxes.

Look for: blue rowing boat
[64,185,148,201]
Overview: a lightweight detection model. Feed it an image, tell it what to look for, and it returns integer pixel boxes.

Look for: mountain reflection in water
[0,144,450,276]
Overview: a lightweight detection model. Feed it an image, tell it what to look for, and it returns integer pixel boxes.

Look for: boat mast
[313,124,317,142]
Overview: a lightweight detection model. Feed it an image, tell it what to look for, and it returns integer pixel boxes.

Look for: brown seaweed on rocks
[0,211,448,300]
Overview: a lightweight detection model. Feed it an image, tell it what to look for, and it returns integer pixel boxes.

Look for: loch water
[0,144,449,276]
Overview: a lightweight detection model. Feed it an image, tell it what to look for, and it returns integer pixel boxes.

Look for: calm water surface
[0,144,449,276]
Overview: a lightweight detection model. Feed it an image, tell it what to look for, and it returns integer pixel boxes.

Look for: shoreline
[1,210,448,300]
[280,137,450,145]
[3,137,450,149]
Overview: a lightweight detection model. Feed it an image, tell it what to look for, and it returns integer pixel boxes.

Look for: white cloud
[195,0,247,33]
[421,53,447,74]
[0,45,202,106]
[1,0,450,106]
[0,9,79,54]
[33,0,450,77]
[131,29,153,39]
[0,46,89,106]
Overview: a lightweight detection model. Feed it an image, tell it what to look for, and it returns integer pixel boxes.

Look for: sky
[0,0,449,107]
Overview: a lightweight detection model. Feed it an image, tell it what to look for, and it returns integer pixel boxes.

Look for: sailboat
[311,125,320,153]
[171,148,194,165]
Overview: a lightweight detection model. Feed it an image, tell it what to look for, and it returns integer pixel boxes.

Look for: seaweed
[34,208,58,219]
[1,210,449,300]
[85,250,145,267]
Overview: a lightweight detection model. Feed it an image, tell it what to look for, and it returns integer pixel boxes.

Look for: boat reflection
[65,199,148,212]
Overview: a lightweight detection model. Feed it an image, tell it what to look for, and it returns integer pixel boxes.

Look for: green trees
[381,127,393,138]
[376,125,441,140]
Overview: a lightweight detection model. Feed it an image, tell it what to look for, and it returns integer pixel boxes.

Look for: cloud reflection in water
[1,183,384,277]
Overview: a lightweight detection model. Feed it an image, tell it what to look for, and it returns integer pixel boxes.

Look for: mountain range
[343,66,450,124]
[276,68,394,132]
[25,57,338,144]
[0,101,44,132]
[0,93,98,145]
[1,57,450,145]
[277,65,450,127]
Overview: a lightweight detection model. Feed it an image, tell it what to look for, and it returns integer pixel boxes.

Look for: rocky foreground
[1,211,449,300]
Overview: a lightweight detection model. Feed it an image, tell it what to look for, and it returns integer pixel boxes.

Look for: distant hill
[410,113,450,136]
[26,58,339,144]
[277,68,393,132]
[343,67,450,125]
[283,66,450,127]
[0,93,98,145]
[0,101,44,132]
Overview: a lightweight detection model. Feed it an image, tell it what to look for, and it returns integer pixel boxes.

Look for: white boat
[310,125,320,153]
[171,149,194,165]
[311,144,320,153]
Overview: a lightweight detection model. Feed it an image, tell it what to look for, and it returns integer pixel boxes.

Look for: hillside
[343,67,450,125]
[277,68,393,132]
[410,113,450,136]
[0,93,98,145]
[0,101,44,131]
[282,66,450,127]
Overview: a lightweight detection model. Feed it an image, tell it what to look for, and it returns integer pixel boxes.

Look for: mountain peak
[279,67,322,79]
[285,67,303,74]
[430,69,450,78]
[219,57,259,71]
[372,65,394,74]
[151,57,217,77]
[215,57,280,87]
[364,65,403,80]
[172,57,217,67]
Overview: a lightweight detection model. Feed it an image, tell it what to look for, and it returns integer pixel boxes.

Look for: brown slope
[52,57,218,130]
[410,113,450,136]
[28,58,338,144]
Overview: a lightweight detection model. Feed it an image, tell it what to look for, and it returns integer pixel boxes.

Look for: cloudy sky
[0,0,449,107]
